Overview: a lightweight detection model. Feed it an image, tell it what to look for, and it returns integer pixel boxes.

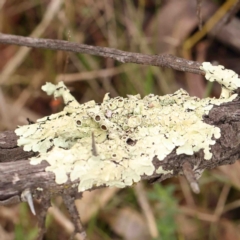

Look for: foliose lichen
[15,62,240,192]
[200,62,240,98]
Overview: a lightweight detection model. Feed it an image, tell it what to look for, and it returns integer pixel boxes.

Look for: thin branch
[0,33,205,82]
[182,161,200,194]
[36,194,51,240]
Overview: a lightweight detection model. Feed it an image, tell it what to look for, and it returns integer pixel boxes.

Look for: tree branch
[0,100,240,204]
[0,33,204,76]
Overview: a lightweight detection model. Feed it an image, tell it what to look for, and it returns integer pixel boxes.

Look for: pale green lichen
[15,62,240,192]
[200,62,240,98]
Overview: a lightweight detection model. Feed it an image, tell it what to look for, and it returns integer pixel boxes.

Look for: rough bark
[1,99,240,204]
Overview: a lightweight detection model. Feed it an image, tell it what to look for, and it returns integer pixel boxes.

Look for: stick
[0,33,204,79]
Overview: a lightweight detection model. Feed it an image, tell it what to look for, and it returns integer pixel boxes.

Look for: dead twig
[182,161,200,194]
[0,33,204,83]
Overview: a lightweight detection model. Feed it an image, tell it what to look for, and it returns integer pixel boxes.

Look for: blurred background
[1,0,240,239]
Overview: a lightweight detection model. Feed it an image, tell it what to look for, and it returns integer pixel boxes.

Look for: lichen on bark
[15,62,240,192]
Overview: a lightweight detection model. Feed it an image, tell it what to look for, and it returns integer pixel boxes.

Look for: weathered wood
[0,100,240,204]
